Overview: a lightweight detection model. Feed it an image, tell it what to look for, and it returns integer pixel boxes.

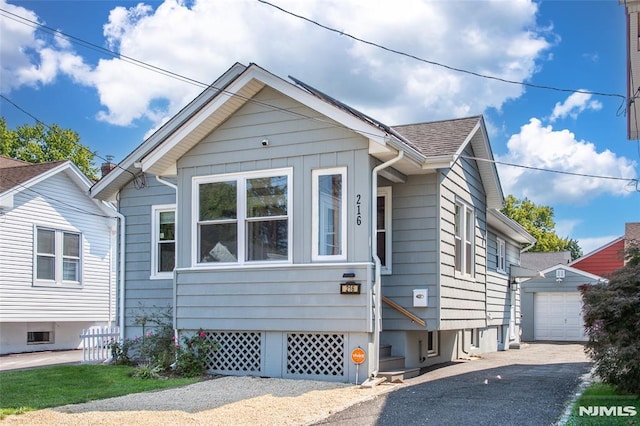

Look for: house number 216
[356,194,362,225]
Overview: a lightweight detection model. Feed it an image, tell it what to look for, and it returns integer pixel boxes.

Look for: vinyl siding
[381,173,438,330]
[118,176,175,333]
[0,172,115,322]
[485,231,521,325]
[173,86,373,332]
[438,142,488,330]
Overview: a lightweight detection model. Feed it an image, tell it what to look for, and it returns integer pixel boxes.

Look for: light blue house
[90,63,535,383]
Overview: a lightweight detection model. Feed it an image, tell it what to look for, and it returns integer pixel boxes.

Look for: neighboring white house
[90,63,535,383]
[0,156,117,354]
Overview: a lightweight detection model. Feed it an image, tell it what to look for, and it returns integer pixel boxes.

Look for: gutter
[369,149,404,379]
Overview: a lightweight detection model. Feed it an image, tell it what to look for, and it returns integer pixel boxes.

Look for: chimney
[101,155,116,178]
[625,222,640,246]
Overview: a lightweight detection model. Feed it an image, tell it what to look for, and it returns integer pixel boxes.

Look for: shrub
[174,330,219,378]
[580,249,640,394]
[132,363,162,379]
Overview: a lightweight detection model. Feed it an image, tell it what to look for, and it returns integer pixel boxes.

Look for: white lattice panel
[286,333,345,377]
[204,331,262,373]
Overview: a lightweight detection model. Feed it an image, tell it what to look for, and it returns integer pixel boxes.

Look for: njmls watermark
[579,406,638,417]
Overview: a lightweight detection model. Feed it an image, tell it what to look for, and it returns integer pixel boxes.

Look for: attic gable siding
[439,144,488,329]
[571,239,624,277]
[174,86,372,332]
[0,172,114,321]
[381,173,439,330]
[117,177,175,337]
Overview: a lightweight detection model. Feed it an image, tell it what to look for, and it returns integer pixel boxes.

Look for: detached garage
[520,265,606,342]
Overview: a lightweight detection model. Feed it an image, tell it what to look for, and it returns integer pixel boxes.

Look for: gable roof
[0,156,114,215]
[91,62,504,208]
[0,158,68,193]
[521,251,571,271]
[539,263,608,283]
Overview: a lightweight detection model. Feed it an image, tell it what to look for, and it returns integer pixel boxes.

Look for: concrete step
[378,367,421,383]
[379,355,405,371]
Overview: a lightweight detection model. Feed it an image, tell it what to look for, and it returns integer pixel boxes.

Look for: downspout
[370,149,404,378]
[155,176,179,348]
[113,204,126,341]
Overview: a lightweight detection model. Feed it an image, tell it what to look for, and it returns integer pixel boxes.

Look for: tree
[580,245,640,394]
[500,195,582,260]
[0,118,98,180]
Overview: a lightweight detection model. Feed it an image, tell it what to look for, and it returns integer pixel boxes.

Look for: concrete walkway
[0,349,83,371]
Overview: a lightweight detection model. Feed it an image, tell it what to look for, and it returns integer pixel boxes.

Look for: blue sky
[0,0,638,254]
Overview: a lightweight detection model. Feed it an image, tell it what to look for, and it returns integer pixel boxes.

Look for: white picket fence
[80,326,120,363]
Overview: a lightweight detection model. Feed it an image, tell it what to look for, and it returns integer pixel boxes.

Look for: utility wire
[0,94,139,180]
[257,0,627,107]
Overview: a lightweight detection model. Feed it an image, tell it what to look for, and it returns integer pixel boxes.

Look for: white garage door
[534,292,586,341]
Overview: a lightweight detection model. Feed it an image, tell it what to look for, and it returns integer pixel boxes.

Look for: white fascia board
[420,155,456,170]
[540,263,607,282]
[140,65,393,173]
[487,209,536,245]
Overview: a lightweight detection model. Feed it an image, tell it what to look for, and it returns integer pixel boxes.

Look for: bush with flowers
[108,307,217,378]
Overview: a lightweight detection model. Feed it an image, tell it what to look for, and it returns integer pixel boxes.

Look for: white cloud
[549,90,602,122]
[497,118,637,205]
[2,0,553,128]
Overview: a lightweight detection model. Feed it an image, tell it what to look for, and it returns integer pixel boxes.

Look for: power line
[257,0,627,107]
[0,94,140,181]
[461,155,639,189]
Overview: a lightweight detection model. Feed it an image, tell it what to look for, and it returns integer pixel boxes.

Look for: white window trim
[377,186,392,275]
[192,168,293,268]
[454,199,475,278]
[496,237,506,274]
[151,204,176,280]
[33,226,82,287]
[312,167,347,262]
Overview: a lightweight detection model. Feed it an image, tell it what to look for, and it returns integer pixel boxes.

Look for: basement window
[27,331,52,344]
[427,331,439,357]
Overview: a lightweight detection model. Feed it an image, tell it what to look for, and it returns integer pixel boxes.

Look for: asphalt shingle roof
[0,157,67,193]
[392,116,482,157]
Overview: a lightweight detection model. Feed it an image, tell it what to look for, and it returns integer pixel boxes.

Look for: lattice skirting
[196,330,347,379]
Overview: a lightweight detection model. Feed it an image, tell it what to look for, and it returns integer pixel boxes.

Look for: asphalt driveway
[314,343,592,426]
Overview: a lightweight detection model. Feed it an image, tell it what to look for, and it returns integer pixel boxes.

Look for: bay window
[194,168,291,265]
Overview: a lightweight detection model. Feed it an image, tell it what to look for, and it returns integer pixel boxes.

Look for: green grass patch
[566,382,640,425]
[0,364,200,419]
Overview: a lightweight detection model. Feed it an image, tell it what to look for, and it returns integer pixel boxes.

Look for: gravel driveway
[3,343,590,425]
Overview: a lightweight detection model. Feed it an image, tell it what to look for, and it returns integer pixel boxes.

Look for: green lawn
[0,364,199,419]
[565,382,640,425]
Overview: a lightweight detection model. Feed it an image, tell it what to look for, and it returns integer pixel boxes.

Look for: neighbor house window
[35,227,81,285]
[377,187,392,274]
[194,168,291,265]
[454,201,474,276]
[497,237,506,273]
[312,167,347,261]
[151,205,176,278]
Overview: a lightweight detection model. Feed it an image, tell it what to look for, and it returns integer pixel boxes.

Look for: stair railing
[381,296,426,327]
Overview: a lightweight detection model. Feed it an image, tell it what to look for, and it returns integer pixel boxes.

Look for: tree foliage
[0,117,98,180]
[500,195,582,260]
[580,243,640,394]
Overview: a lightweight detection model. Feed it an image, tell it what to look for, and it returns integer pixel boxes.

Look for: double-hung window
[377,187,392,273]
[496,237,506,273]
[35,227,81,285]
[312,167,346,261]
[454,200,474,276]
[151,205,176,278]
[195,168,291,265]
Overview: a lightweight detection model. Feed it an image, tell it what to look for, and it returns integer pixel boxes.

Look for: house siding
[438,142,488,330]
[118,176,175,337]
[381,173,438,330]
[571,239,624,278]
[0,171,115,353]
